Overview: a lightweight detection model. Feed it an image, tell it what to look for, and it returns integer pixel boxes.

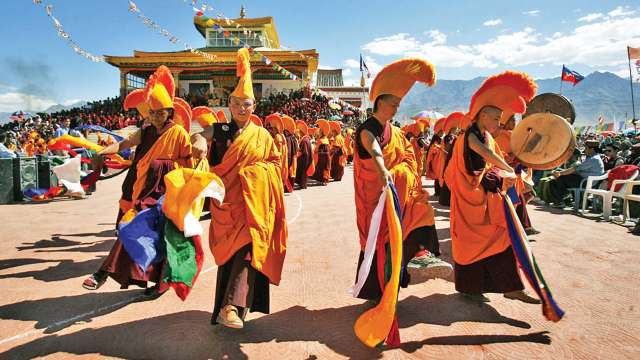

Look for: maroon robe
[295,136,313,189]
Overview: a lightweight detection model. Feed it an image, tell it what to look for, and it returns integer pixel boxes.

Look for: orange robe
[424,143,440,180]
[311,136,331,183]
[274,133,290,192]
[354,125,435,250]
[333,134,348,168]
[443,130,511,265]
[209,122,287,285]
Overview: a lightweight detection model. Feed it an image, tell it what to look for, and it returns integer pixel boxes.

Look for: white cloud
[62,99,82,106]
[611,68,631,78]
[359,9,640,70]
[578,13,604,22]
[523,10,540,16]
[361,33,419,55]
[318,64,336,70]
[425,30,447,45]
[0,92,58,112]
[608,6,635,17]
[342,68,353,77]
[343,59,360,68]
[483,19,503,27]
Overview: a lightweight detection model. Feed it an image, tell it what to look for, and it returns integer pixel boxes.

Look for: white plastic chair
[570,172,608,212]
[621,181,640,223]
[582,170,639,221]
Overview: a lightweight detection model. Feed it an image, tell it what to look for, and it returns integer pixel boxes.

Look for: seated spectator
[603,143,624,171]
[546,140,605,207]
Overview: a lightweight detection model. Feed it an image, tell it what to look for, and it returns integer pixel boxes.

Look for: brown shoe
[504,290,541,304]
[216,305,244,329]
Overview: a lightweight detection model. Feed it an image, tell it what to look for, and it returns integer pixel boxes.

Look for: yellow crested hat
[229,48,254,100]
[282,115,296,134]
[215,109,229,123]
[173,97,192,133]
[462,71,537,129]
[144,65,176,110]
[370,58,436,102]
[296,120,309,136]
[265,113,284,133]
[250,114,263,127]
[316,119,330,136]
[123,89,150,118]
[329,121,342,134]
[192,106,219,127]
[444,112,465,133]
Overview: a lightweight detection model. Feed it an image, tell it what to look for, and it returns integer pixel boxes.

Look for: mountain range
[397,71,640,126]
[0,101,87,124]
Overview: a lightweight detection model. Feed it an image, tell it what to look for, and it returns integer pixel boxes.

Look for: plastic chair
[582,170,639,221]
[621,181,640,223]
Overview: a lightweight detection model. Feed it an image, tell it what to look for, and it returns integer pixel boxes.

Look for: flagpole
[559,65,564,95]
[628,47,637,123]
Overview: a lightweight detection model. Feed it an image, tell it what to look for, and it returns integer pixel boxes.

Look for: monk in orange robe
[265,114,292,193]
[345,128,355,164]
[353,59,452,301]
[312,119,331,185]
[444,71,539,304]
[329,121,347,181]
[435,112,464,206]
[282,115,299,191]
[82,66,195,295]
[192,48,287,329]
[295,120,313,189]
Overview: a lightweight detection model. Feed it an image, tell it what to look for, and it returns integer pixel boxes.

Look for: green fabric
[383,243,392,284]
[162,221,197,287]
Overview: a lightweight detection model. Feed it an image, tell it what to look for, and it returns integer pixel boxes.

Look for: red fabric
[608,165,639,191]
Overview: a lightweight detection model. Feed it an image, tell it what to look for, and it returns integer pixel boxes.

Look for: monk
[191,48,287,329]
[295,120,313,189]
[264,114,292,193]
[493,114,540,235]
[436,112,464,206]
[353,58,452,302]
[345,128,355,164]
[282,115,299,191]
[312,119,332,186]
[329,121,347,181]
[444,71,540,304]
[82,66,195,296]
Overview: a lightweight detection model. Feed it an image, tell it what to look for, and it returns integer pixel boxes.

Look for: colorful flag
[629,47,640,83]
[561,65,584,86]
[360,54,371,78]
[503,192,564,322]
[352,184,404,347]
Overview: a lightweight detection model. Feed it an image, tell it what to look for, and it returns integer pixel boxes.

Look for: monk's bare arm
[468,132,513,173]
[190,126,212,159]
[360,129,393,184]
[98,129,140,156]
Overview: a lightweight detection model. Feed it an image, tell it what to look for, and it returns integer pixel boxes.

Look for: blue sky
[0,0,639,112]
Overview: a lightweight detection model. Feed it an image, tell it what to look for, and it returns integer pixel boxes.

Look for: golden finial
[240,5,246,19]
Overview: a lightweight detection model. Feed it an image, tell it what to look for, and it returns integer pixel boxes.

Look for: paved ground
[0,165,639,359]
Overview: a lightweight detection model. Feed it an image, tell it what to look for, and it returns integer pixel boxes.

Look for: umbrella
[343,110,354,116]
[329,115,342,121]
[412,110,443,120]
[329,102,342,110]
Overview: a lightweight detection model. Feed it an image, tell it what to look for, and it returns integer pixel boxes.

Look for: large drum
[510,113,576,170]
[523,93,576,125]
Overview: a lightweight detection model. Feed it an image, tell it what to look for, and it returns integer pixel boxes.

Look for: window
[126,73,146,92]
[206,29,264,48]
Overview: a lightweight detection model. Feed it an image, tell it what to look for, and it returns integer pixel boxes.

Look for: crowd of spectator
[0,88,365,158]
